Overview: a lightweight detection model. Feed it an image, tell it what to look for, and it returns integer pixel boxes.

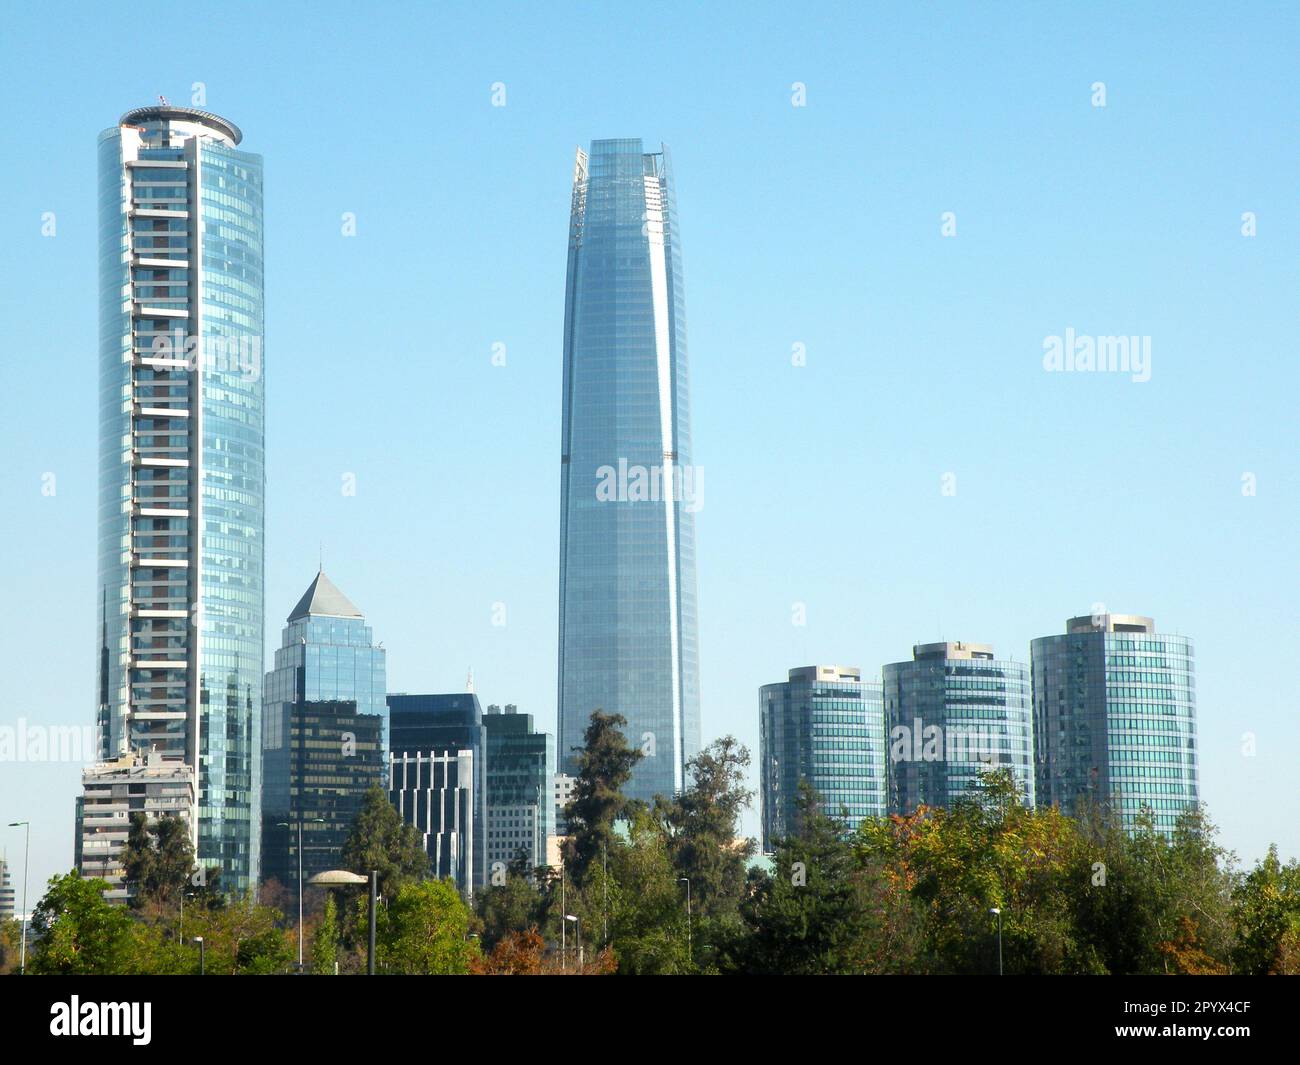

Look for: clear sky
[1,1,1296,899]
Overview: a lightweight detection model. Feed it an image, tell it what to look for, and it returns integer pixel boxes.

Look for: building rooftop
[288,570,363,621]
[119,105,242,145]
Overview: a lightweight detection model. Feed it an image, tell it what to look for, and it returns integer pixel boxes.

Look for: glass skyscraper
[557,138,701,804]
[759,666,887,852]
[483,704,555,872]
[882,642,1035,815]
[262,570,388,750]
[1031,614,1198,834]
[262,571,388,890]
[388,693,488,895]
[92,105,264,892]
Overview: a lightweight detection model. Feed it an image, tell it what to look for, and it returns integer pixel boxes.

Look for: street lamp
[565,914,580,968]
[193,935,205,976]
[278,816,325,972]
[678,877,692,966]
[7,822,29,976]
[990,907,1003,975]
[308,869,374,974]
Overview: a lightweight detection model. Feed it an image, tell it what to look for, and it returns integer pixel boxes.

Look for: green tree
[340,783,431,896]
[375,879,480,974]
[565,710,642,883]
[1231,844,1300,975]
[28,871,138,975]
[120,812,196,909]
[727,784,890,974]
[654,736,756,970]
[311,893,339,974]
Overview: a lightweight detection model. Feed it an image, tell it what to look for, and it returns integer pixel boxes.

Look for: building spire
[466,668,474,694]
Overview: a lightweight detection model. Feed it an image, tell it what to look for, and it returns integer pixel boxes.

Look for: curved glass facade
[759,666,886,851]
[557,139,700,803]
[883,643,1035,815]
[1032,615,1198,835]
[93,109,264,893]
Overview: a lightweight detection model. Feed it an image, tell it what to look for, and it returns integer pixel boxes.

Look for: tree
[565,710,642,883]
[340,784,431,896]
[471,928,616,975]
[311,893,339,975]
[375,879,480,974]
[120,812,196,909]
[726,784,894,974]
[1232,844,1300,975]
[654,737,755,969]
[29,871,138,975]
[477,864,547,950]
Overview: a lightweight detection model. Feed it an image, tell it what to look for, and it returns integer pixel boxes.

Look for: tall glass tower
[882,642,1035,815]
[759,666,887,852]
[262,571,388,890]
[93,105,265,892]
[557,138,701,803]
[1031,614,1198,834]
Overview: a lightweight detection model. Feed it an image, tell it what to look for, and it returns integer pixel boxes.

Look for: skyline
[1,1,1297,900]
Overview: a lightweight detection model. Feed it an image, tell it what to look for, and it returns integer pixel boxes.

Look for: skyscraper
[388,693,488,896]
[882,642,1034,815]
[557,138,701,804]
[260,701,384,894]
[91,105,265,892]
[483,704,555,873]
[759,666,887,852]
[1031,613,1198,834]
[262,570,388,757]
[0,857,14,921]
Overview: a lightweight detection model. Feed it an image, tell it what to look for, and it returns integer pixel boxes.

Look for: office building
[77,751,197,903]
[1031,613,1198,834]
[483,704,555,873]
[388,693,487,896]
[883,642,1035,815]
[759,665,887,852]
[556,138,702,804]
[261,570,388,889]
[91,104,265,891]
[261,700,384,893]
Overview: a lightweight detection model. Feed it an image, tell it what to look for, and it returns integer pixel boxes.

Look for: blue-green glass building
[483,704,555,873]
[759,666,887,852]
[557,139,701,804]
[91,106,264,892]
[1031,614,1198,834]
[262,571,388,745]
[883,642,1035,815]
[261,571,388,890]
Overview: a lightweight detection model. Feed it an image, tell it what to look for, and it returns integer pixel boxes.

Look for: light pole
[565,914,580,968]
[990,907,1003,975]
[278,816,324,972]
[7,822,29,976]
[193,935,205,975]
[307,869,371,974]
[678,877,692,966]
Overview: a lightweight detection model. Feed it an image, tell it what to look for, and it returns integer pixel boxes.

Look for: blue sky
[0,1,1296,896]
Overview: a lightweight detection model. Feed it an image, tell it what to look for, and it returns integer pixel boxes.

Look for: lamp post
[990,907,1003,975]
[7,822,29,976]
[193,936,205,976]
[565,914,580,968]
[308,869,373,974]
[678,877,692,967]
[278,816,325,972]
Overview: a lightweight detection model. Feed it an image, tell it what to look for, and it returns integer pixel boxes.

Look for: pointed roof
[288,570,363,622]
